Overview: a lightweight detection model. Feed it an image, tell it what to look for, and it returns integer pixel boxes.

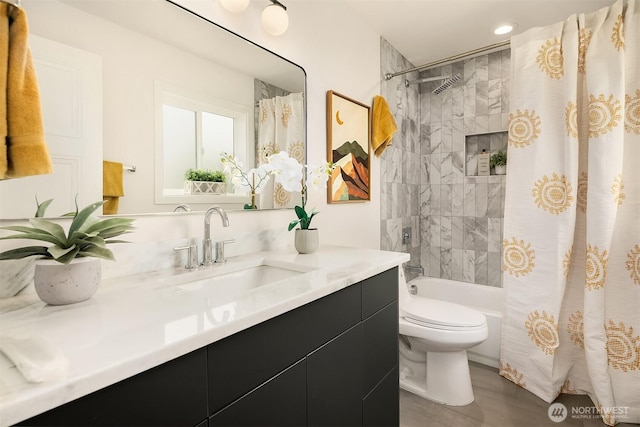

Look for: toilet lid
[402,297,486,328]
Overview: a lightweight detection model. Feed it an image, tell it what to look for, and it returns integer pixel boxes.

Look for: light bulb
[261,4,289,36]
[494,24,516,35]
[219,0,249,13]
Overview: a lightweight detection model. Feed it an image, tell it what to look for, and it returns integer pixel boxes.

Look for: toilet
[398,270,488,406]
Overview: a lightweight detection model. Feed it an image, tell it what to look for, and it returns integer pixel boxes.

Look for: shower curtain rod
[384,39,510,80]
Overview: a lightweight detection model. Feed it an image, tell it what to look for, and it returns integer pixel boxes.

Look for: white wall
[175,0,383,249]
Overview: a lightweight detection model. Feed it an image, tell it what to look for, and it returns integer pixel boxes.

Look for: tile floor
[400,362,637,427]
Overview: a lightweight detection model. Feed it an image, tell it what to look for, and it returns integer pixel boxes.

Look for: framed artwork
[326,90,371,203]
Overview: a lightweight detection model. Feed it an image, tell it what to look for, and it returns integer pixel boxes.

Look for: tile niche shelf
[464,131,508,177]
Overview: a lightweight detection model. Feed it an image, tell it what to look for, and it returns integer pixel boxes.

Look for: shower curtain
[500,0,639,425]
[257,92,304,208]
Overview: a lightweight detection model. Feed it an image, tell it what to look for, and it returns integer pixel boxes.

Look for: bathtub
[407,276,504,368]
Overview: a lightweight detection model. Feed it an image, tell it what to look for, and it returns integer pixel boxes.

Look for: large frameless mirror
[0,0,306,218]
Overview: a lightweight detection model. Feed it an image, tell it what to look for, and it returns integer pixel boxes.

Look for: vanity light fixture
[219,0,249,13]
[261,0,289,36]
[494,23,517,35]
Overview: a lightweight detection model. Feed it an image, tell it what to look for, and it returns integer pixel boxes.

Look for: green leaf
[0,229,63,246]
[85,218,135,237]
[29,218,67,244]
[288,219,300,231]
[104,239,130,245]
[35,198,53,218]
[294,205,308,221]
[67,201,105,240]
[0,246,50,260]
[53,247,81,264]
[48,244,77,260]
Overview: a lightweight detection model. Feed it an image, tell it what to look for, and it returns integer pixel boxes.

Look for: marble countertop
[0,245,409,426]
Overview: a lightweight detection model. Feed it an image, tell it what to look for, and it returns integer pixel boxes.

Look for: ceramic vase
[494,165,506,175]
[34,258,102,305]
[294,228,319,254]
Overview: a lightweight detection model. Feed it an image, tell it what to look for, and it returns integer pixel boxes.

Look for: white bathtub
[407,276,504,368]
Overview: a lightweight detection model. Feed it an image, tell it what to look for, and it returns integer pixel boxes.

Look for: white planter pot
[34,258,102,305]
[494,165,506,175]
[294,229,319,254]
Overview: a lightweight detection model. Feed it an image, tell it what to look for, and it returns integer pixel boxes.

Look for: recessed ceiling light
[494,24,516,35]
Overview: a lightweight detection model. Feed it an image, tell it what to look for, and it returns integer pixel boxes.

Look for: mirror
[0,0,306,218]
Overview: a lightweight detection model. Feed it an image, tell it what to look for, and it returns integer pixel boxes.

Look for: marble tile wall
[419,50,510,287]
[379,38,422,280]
[380,38,510,287]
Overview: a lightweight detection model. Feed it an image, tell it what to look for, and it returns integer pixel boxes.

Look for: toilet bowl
[398,271,488,406]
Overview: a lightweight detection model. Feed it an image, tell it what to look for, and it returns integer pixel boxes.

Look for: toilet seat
[402,297,486,329]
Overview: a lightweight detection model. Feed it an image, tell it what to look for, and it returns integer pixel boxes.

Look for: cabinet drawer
[209,359,306,427]
[361,267,398,319]
[208,282,361,413]
[363,302,398,394]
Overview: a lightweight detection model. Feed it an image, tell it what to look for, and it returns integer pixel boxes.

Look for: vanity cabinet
[209,266,398,426]
[19,347,209,426]
[18,267,398,427]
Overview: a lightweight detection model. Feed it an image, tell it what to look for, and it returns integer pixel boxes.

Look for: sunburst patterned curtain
[257,92,304,208]
[500,0,640,425]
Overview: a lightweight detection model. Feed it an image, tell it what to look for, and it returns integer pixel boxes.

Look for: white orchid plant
[221,151,335,230]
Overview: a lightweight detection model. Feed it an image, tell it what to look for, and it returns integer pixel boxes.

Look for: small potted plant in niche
[0,198,135,305]
[490,150,507,175]
[184,168,227,195]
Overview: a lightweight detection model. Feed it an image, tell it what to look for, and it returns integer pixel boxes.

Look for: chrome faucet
[202,206,229,266]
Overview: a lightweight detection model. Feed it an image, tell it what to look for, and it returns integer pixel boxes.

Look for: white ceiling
[342,0,613,68]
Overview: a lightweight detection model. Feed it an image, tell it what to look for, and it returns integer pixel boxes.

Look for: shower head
[432,73,462,94]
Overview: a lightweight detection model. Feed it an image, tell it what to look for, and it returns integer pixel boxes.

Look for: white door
[0,35,102,218]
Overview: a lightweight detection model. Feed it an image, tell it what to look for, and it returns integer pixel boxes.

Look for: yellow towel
[371,95,398,157]
[0,4,52,179]
[103,160,124,215]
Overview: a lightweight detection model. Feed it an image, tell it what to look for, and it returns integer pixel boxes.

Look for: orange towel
[0,4,52,179]
[371,95,398,157]
[103,160,124,215]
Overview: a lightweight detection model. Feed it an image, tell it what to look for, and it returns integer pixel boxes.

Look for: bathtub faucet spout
[404,264,424,275]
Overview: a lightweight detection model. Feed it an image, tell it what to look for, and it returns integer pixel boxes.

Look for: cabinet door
[363,366,399,427]
[208,283,361,413]
[363,302,398,393]
[209,359,306,427]
[20,348,208,426]
[307,324,363,427]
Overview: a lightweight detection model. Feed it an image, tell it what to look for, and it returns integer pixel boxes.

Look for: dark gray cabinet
[19,267,399,427]
[19,347,209,426]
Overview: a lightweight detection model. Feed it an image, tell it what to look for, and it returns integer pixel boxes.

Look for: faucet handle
[214,239,235,263]
[174,245,198,270]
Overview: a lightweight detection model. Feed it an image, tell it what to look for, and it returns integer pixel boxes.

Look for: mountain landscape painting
[326,91,371,203]
[331,141,369,201]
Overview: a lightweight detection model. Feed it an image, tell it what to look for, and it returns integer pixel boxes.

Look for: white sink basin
[164,260,313,303]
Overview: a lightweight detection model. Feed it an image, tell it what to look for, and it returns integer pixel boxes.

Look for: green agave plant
[0,199,135,265]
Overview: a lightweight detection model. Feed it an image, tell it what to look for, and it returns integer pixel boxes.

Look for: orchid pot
[294,228,319,254]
